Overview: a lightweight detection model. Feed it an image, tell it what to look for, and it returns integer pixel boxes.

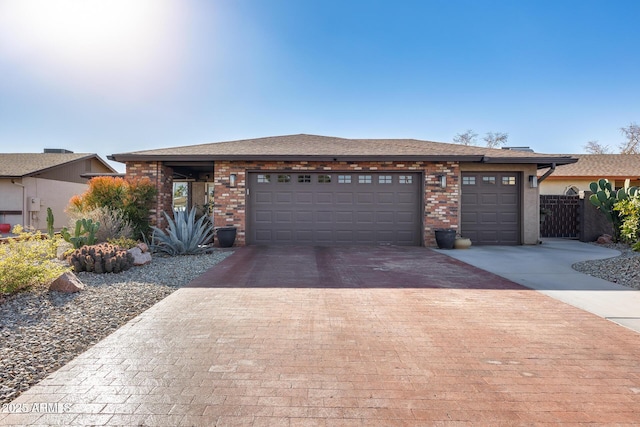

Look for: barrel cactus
[68,242,134,273]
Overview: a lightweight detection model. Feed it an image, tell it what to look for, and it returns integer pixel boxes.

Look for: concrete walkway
[436,239,640,333]
[1,246,639,426]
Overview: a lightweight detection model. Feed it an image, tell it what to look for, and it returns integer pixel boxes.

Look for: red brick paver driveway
[2,246,639,426]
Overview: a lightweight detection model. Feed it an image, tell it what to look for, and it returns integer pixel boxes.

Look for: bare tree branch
[620,122,640,154]
[583,140,612,154]
[453,129,478,146]
[483,131,508,148]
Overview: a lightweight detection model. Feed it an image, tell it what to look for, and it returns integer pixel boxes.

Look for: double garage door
[247,172,421,245]
[461,172,521,245]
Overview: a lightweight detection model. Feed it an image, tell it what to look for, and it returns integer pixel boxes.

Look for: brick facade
[125,161,174,229]
[125,160,460,246]
[213,160,460,246]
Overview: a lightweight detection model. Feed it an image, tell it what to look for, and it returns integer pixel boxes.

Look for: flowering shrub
[68,177,156,239]
[0,225,70,295]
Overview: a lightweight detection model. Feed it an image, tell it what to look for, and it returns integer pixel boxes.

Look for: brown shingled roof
[541,154,640,178]
[0,153,116,177]
[110,134,576,166]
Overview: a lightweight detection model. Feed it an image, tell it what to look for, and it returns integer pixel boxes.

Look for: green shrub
[614,197,640,246]
[107,236,139,249]
[0,225,70,294]
[151,209,215,256]
[69,176,156,240]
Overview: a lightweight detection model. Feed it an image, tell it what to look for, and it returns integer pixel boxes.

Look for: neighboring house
[0,150,118,232]
[539,154,640,196]
[110,134,576,247]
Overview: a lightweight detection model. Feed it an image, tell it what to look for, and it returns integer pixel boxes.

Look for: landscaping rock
[597,234,614,244]
[49,271,85,293]
[136,242,149,253]
[128,246,152,266]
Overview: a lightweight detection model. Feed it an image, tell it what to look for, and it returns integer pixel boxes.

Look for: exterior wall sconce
[230,173,237,187]
[438,174,447,188]
[529,175,538,188]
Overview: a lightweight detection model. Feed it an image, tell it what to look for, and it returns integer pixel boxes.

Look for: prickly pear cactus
[589,178,639,241]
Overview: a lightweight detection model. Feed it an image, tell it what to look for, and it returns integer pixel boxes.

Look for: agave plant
[151,209,215,255]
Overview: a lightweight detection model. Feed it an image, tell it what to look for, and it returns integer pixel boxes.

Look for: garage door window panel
[278,174,291,183]
[482,176,496,185]
[338,175,352,184]
[257,174,271,183]
[298,175,311,183]
[399,175,413,184]
[358,175,372,184]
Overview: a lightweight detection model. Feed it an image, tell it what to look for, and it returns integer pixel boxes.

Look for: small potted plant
[0,213,10,234]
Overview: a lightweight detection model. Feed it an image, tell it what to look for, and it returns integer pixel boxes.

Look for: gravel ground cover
[0,250,232,405]
[572,243,640,290]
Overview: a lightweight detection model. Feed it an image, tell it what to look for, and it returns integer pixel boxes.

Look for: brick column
[125,161,173,229]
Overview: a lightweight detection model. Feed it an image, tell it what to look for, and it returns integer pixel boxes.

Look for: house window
[318,174,332,183]
[278,174,291,183]
[378,175,392,184]
[298,174,311,183]
[502,176,516,186]
[399,175,413,184]
[358,175,372,184]
[482,176,496,184]
[257,174,271,183]
[462,176,476,185]
[338,175,351,184]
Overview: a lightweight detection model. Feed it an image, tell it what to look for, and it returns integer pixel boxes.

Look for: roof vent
[502,146,534,152]
[44,148,74,154]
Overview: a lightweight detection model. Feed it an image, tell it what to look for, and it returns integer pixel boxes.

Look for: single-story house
[109,134,576,246]
[0,149,118,232]
[539,154,640,196]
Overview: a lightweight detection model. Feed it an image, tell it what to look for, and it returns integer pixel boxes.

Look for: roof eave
[481,156,578,168]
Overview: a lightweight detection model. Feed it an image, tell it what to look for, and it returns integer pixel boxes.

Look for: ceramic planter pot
[454,237,472,249]
[216,227,237,248]
[434,228,456,249]
[0,223,11,234]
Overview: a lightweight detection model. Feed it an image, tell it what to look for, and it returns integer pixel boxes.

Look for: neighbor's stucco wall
[212,160,460,247]
[0,177,88,231]
[540,178,640,195]
[460,163,540,245]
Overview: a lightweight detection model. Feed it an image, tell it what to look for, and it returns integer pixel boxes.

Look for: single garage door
[461,172,521,245]
[248,172,421,245]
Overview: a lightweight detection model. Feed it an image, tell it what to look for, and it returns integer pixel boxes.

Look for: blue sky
[1,0,639,172]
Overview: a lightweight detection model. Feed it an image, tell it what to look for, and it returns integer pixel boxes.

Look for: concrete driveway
[2,246,639,426]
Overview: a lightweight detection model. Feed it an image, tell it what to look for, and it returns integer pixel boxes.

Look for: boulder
[128,246,152,266]
[136,242,149,253]
[49,271,85,293]
[597,234,613,244]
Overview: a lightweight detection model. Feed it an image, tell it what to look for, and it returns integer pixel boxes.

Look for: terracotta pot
[454,237,472,249]
[0,223,11,234]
